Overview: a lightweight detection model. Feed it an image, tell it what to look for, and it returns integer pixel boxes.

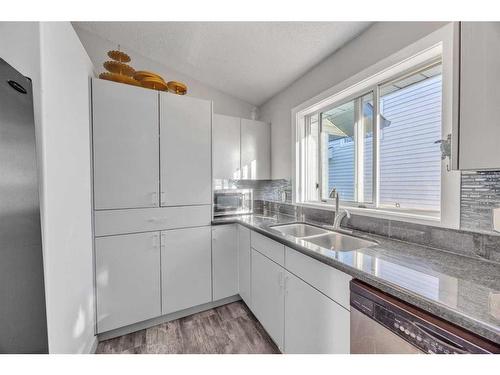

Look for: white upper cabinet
[459,22,500,170]
[212,115,271,181]
[92,79,159,210]
[213,114,241,180]
[160,93,212,206]
[240,119,271,179]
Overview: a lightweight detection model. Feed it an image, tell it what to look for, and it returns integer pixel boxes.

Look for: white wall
[0,21,96,353]
[259,22,448,179]
[38,22,96,354]
[74,26,256,119]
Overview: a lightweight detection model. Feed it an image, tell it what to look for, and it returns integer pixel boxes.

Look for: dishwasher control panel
[350,280,497,354]
[374,304,469,354]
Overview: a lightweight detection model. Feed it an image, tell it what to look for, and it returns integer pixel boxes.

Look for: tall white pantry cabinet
[92,79,213,334]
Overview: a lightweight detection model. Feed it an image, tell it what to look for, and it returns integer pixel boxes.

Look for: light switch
[493,207,500,232]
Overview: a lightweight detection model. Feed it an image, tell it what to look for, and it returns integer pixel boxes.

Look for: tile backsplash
[216,179,292,202]
[214,176,500,261]
[256,200,500,263]
[461,171,500,234]
[235,173,500,235]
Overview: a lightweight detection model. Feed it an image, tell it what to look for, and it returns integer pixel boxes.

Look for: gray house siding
[328,74,442,211]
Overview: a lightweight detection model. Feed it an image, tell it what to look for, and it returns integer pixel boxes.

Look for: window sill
[296,201,443,227]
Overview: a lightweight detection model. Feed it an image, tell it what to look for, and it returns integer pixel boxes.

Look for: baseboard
[97,295,242,342]
[87,336,99,354]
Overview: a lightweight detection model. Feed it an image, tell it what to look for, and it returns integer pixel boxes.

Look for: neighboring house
[328,74,442,212]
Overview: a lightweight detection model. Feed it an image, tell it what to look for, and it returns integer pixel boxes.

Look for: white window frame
[307,89,376,206]
[291,23,461,229]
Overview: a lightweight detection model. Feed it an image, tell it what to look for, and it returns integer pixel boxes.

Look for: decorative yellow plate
[140,77,168,91]
[107,50,131,63]
[167,81,188,95]
[99,72,141,87]
[103,61,135,77]
[134,70,165,82]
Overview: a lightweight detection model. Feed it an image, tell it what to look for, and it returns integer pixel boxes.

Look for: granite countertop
[213,213,500,345]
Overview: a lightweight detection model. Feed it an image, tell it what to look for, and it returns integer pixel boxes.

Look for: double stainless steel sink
[269,222,329,238]
[269,222,376,252]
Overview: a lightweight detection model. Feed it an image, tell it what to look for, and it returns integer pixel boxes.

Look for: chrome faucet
[329,187,351,230]
[328,187,337,199]
[333,209,351,229]
[296,205,305,222]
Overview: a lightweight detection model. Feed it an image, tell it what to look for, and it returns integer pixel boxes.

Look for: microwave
[213,189,253,217]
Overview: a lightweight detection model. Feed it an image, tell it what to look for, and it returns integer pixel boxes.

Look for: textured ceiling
[74,22,373,105]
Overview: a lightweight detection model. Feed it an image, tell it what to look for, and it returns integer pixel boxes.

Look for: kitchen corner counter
[212,213,500,345]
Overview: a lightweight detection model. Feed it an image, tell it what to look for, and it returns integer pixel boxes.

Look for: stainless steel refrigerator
[0,58,48,353]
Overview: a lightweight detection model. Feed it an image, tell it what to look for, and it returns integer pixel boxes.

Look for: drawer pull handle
[147,217,168,223]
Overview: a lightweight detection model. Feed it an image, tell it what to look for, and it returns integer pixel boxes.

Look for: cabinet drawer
[95,205,211,236]
[251,231,285,266]
[285,247,351,310]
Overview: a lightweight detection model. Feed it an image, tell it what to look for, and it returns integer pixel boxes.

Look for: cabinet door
[460,22,500,170]
[213,114,241,180]
[241,119,271,179]
[161,226,212,314]
[160,94,212,206]
[284,271,350,353]
[95,232,161,333]
[237,225,251,305]
[92,79,159,209]
[251,249,284,351]
[212,224,238,300]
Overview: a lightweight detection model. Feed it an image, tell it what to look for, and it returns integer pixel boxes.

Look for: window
[299,61,444,219]
[379,65,442,214]
[319,92,374,203]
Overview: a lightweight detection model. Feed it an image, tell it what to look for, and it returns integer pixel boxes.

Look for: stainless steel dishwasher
[350,280,499,354]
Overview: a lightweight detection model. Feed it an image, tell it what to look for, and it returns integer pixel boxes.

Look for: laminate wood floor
[96,301,280,354]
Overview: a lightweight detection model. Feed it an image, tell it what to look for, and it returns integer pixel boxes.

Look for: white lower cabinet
[96,232,161,333]
[284,270,350,353]
[237,225,251,306]
[161,226,212,314]
[212,225,238,300]
[251,249,285,351]
[95,224,352,352]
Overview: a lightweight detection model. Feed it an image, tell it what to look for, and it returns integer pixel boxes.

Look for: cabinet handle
[284,275,289,295]
[151,192,158,206]
[160,234,166,248]
[152,234,159,248]
[160,191,166,205]
[278,271,284,288]
[147,217,168,223]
